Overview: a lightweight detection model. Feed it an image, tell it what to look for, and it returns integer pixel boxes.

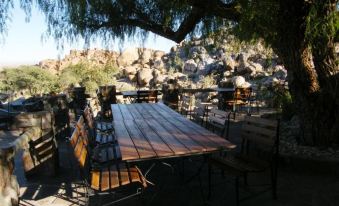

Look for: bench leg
[235,176,240,206]
[271,165,278,199]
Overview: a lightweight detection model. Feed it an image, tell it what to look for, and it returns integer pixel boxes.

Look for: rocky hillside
[38,34,289,93]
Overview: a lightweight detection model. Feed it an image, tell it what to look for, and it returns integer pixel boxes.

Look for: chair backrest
[240,116,279,157]
[180,95,194,111]
[208,108,232,138]
[27,129,56,165]
[162,85,179,109]
[71,119,90,173]
[137,90,158,103]
[97,85,117,104]
[234,87,252,103]
[83,106,95,130]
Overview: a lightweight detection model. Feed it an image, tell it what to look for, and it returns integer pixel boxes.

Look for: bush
[58,60,119,93]
[0,66,58,95]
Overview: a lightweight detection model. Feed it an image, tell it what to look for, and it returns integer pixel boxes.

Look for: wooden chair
[226,87,252,112]
[207,108,233,138]
[162,86,180,110]
[23,129,59,176]
[192,102,212,126]
[69,120,148,205]
[97,85,117,119]
[180,95,195,119]
[208,116,280,206]
[83,106,114,146]
[136,90,158,103]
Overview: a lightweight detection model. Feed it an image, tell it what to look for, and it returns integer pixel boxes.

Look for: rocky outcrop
[37,31,287,91]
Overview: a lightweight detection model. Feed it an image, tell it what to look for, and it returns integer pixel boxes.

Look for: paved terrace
[16,116,339,206]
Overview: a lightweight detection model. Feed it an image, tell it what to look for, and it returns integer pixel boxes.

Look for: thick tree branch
[188,0,241,21]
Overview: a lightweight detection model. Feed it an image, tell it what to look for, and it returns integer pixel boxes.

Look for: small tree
[0,66,58,95]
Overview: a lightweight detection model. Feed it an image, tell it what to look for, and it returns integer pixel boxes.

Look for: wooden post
[0,127,46,206]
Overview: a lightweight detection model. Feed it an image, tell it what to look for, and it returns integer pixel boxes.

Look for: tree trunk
[276,0,339,146]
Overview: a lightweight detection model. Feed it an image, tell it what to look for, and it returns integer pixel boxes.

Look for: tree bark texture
[276,0,339,146]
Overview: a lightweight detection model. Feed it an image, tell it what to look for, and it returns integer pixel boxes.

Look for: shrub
[0,66,58,95]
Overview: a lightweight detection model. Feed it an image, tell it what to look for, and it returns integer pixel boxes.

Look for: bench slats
[100,168,110,191]
[110,166,120,189]
[91,170,100,190]
[119,163,130,186]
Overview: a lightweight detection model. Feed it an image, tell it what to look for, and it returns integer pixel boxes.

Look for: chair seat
[95,132,116,145]
[96,122,114,133]
[209,154,270,174]
[91,164,147,191]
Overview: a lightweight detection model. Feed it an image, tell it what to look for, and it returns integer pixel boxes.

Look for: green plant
[58,60,118,93]
[202,75,217,88]
[0,66,58,95]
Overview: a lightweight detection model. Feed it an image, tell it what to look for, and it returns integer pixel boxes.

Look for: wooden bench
[69,119,147,204]
[208,116,280,206]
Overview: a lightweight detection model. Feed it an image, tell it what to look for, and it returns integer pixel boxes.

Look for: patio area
[16,119,339,206]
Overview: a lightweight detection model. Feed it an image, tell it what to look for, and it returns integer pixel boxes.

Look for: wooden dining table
[111,103,235,162]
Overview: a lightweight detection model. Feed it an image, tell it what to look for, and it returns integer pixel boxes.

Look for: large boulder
[153,50,165,59]
[248,62,264,75]
[184,59,197,74]
[123,66,138,76]
[273,65,287,80]
[139,49,153,64]
[137,68,153,86]
[232,76,251,88]
[152,58,164,70]
[117,48,141,66]
[189,46,207,58]
[196,57,215,75]
[222,56,236,71]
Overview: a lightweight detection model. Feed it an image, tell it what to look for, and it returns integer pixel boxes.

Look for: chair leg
[208,162,212,200]
[244,173,248,186]
[271,165,278,199]
[235,176,240,206]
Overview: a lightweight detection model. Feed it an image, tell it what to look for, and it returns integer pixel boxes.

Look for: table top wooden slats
[133,119,174,157]
[145,119,189,155]
[111,104,123,121]
[118,104,135,120]
[113,121,140,160]
[111,103,235,162]
[126,104,143,120]
[156,103,233,147]
[123,120,156,159]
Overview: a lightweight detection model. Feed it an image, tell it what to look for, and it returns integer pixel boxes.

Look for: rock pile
[38,34,288,91]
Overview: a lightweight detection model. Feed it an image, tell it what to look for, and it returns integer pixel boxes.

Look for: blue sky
[0,3,176,67]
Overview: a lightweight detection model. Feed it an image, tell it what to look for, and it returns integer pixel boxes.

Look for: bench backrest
[240,116,279,157]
